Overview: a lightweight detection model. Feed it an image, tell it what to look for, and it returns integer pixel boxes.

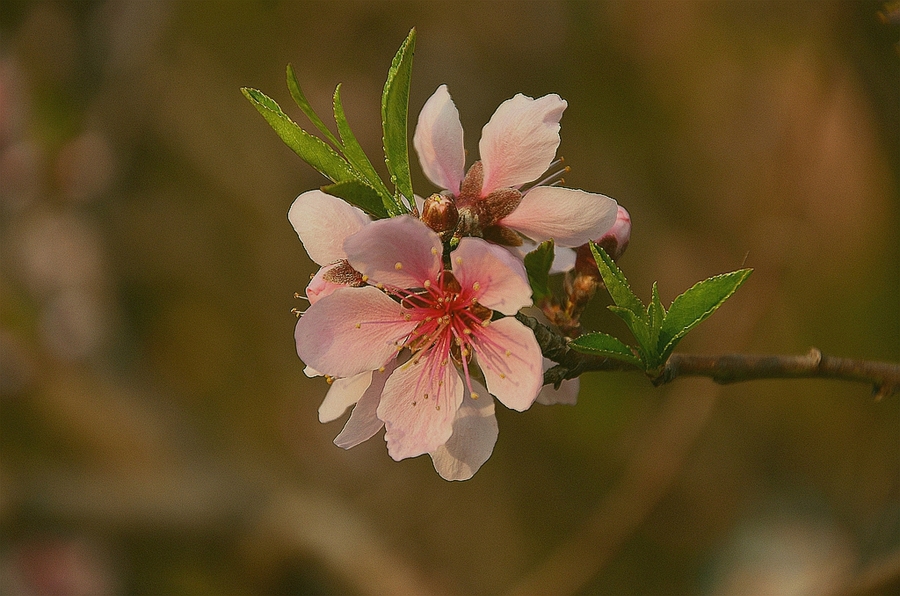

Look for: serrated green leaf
[381,28,416,211]
[608,305,652,366]
[286,64,341,148]
[659,268,753,360]
[591,243,645,318]
[333,84,398,216]
[523,240,555,304]
[242,87,355,183]
[647,281,665,360]
[320,180,388,219]
[569,332,643,368]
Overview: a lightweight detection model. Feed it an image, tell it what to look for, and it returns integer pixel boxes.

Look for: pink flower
[413,85,619,247]
[294,215,543,479]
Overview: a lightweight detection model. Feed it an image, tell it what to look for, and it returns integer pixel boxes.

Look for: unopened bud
[574,206,632,278]
[421,193,459,240]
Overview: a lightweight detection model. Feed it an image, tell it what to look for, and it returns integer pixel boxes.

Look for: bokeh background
[1,1,898,594]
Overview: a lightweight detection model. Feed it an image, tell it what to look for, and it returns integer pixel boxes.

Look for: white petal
[499,187,618,247]
[479,93,567,194]
[317,371,373,423]
[334,362,398,449]
[430,381,498,481]
[535,358,579,405]
[288,190,371,265]
[413,85,466,194]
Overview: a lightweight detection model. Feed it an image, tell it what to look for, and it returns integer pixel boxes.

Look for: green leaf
[658,268,753,360]
[333,84,397,215]
[242,87,355,183]
[381,28,416,210]
[569,332,643,368]
[608,306,652,366]
[590,243,645,318]
[647,281,665,360]
[286,64,341,148]
[320,180,388,219]
[523,240,555,304]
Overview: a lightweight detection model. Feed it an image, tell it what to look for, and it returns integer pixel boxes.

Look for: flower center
[392,270,492,390]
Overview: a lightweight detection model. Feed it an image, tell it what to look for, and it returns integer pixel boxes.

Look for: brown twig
[516,314,900,399]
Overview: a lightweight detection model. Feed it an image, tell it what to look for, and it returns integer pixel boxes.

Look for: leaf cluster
[567,245,752,377]
[241,29,418,218]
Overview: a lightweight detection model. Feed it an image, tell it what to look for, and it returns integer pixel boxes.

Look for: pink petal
[479,93,567,194]
[452,237,532,315]
[344,216,442,288]
[334,361,398,449]
[535,358,579,405]
[473,317,543,412]
[318,371,373,423]
[306,264,345,305]
[499,187,618,247]
[377,355,463,460]
[295,286,416,378]
[288,190,370,265]
[413,85,465,195]
[429,381,498,481]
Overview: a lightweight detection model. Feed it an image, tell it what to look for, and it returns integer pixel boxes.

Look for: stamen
[523,158,570,194]
[505,349,511,357]
[291,308,304,318]
[424,280,431,288]
[355,323,361,329]
[361,275,369,282]
[394,262,403,270]
[471,392,479,400]
[472,282,480,291]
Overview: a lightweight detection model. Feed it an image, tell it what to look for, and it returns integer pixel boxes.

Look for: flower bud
[574,206,632,277]
[421,193,459,240]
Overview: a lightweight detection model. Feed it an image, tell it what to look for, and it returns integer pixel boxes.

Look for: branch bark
[516,314,900,399]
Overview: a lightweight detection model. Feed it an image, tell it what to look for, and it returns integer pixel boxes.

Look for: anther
[431,247,438,255]
[424,280,431,288]
[472,282,481,291]
[361,275,369,282]
[355,323,361,329]
[435,405,440,411]
[471,392,479,400]
[378,366,385,373]
[424,393,429,400]
[394,262,403,270]
[291,308,303,318]
[499,373,506,379]
[505,349,511,357]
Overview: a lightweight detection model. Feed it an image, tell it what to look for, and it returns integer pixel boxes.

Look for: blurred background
[1,1,898,594]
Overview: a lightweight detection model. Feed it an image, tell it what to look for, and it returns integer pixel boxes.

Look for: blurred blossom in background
[0,1,898,594]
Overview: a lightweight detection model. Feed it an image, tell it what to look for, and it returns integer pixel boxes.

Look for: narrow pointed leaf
[286,64,341,148]
[591,243,645,318]
[333,84,397,215]
[648,281,665,357]
[242,87,354,183]
[523,240,555,304]
[659,269,753,360]
[321,180,389,219]
[609,305,652,367]
[569,332,643,368]
[382,28,416,210]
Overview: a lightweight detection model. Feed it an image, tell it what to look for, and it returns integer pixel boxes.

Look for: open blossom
[294,215,543,479]
[413,84,619,249]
